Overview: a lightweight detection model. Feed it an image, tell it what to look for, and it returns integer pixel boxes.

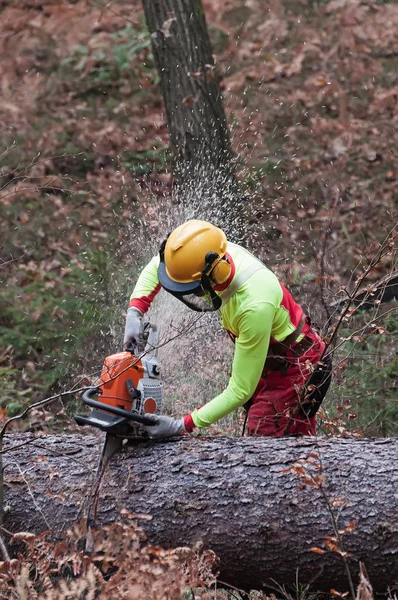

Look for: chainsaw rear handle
[82,388,155,426]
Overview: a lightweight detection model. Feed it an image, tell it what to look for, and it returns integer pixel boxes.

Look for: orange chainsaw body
[98,352,157,415]
[99,352,143,410]
[74,323,161,434]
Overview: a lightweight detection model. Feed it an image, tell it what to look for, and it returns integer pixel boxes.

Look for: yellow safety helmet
[158,220,231,311]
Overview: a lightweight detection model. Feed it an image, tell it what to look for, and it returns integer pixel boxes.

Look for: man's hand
[142,414,186,439]
[123,307,145,351]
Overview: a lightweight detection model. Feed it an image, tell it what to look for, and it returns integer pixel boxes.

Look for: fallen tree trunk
[3,434,398,593]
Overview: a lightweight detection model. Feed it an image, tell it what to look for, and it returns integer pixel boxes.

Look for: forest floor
[1,0,398,432]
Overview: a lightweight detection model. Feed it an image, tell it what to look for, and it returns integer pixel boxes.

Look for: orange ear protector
[204,252,231,285]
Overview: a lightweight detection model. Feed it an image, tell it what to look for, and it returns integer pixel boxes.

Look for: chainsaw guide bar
[74,323,163,549]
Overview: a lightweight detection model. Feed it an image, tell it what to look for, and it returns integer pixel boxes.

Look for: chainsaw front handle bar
[82,388,155,426]
[125,321,152,355]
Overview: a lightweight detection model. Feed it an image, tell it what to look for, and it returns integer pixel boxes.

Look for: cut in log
[3,434,398,593]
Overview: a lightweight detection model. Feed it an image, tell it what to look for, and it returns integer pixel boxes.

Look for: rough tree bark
[3,434,398,593]
[142,0,237,197]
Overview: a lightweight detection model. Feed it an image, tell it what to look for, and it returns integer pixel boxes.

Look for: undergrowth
[327,306,398,437]
[0,250,127,420]
[0,514,282,600]
[0,514,218,599]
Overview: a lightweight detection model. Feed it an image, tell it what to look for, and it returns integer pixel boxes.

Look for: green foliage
[331,307,398,437]
[111,24,152,72]
[0,250,123,416]
[208,26,230,54]
[308,0,329,6]
[63,23,157,88]
[121,145,170,175]
[3,264,96,355]
[0,366,31,417]
[242,160,284,190]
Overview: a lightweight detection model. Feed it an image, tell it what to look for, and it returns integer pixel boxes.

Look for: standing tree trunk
[143,0,239,214]
[3,434,398,593]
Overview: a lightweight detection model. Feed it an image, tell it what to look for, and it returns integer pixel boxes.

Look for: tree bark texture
[142,0,235,183]
[3,434,398,593]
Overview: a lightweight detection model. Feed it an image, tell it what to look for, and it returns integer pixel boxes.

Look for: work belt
[242,314,319,413]
[264,314,313,372]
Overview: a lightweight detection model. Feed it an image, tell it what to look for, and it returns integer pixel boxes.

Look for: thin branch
[329,305,398,358]
[0,149,84,182]
[315,450,356,600]
[0,313,205,439]
[319,231,333,327]
[328,228,397,352]
[0,251,28,268]
[0,533,10,561]
[0,185,77,202]
[0,141,16,160]
[284,230,397,435]
[0,525,13,537]
[216,579,251,599]
[5,461,51,529]
[0,172,83,194]
[0,440,34,455]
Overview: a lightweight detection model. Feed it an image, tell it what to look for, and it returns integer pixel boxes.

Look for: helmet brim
[158,261,201,294]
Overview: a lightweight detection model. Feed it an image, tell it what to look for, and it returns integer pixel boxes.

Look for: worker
[124,219,332,439]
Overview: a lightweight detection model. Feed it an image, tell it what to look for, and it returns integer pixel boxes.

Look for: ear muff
[211,259,231,284]
[204,252,231,285]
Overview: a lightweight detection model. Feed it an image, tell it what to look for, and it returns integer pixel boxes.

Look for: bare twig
[0,252,27,267]
[315,452,356,600]
[0,532,10,561]
[284,230,397,435]
[0,313,205,439]
[328,229,397,352]
[216,579,251,600]
[285,450,356,600]
[5,462,51,529]
[319,230,333,327]
[90,0,140,27]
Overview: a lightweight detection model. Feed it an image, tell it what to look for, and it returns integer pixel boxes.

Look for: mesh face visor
[173,290,216,312]
[158,245,222,312]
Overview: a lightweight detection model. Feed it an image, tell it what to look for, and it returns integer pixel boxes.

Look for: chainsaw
[74,322,162,438]
[74,322,162,546]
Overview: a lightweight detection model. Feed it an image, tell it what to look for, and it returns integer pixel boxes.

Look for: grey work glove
[142,414,186,439]
[123,307,145,351]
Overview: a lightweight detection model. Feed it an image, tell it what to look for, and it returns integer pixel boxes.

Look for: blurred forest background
[1,0,398,439]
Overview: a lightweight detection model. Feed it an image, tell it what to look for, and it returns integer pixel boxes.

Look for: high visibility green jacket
[129,242,304,428]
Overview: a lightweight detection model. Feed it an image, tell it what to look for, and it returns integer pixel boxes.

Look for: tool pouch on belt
[299,353,333,419]
[243,315,309,410]
[264,313,308,375]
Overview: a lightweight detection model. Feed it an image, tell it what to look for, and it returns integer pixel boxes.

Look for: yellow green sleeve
[129,255,161,314]
[191,302,276,428]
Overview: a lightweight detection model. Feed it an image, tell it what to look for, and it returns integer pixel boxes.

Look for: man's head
[158,220,231,311]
